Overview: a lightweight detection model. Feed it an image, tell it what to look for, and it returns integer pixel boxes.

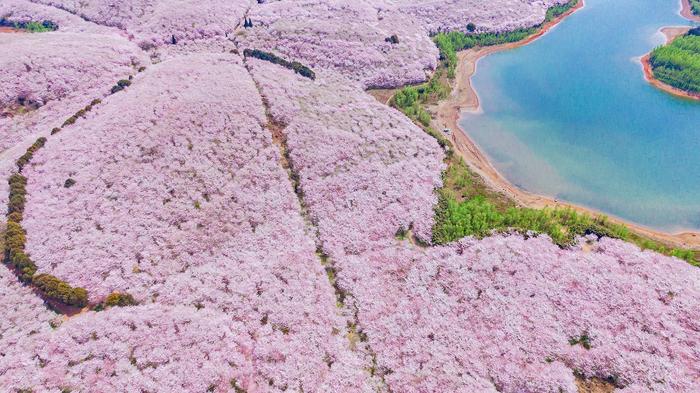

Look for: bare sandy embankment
[0,26,21,33]
[432,0,700,250]
[640,26,700,101]
[680,0,700,22]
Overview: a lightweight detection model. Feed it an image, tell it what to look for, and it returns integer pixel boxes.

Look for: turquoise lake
[460,0,700,232]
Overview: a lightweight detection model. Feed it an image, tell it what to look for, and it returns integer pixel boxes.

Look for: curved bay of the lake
[460,0,700,232]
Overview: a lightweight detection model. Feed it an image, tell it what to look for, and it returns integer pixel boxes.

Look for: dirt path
[576,377,616,393]
[0,27,22,33]
[367,88,397,106]
[432,0,700,250]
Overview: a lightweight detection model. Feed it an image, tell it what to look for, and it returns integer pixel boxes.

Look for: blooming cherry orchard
[31,0,251,49]
[0,260,55,357]
[383,0,573,34]
[0,26,146,210]
[1,0,699,391]
[23,55,268,301]
[0,304,377,392]
[240,0,440,88]
[0,0,121,34]
[16,54,373,392]
[240,0,571,88]
[0,32,144,143]
[1,305,256,391]
[248,59,445,256]
[335,235,700,392]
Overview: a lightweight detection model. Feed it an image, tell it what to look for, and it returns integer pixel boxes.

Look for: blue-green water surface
[460,0,700,232]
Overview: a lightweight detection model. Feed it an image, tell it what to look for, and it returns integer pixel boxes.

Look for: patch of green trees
[92,292,138,311]
[545,0,580,22]
[432,193,630,248]
[243,49,316,80]
[391,75,449,128]
[0,19,58,32]
[690,0,700,16]
[650,32,700,93]
[430,157,699,265]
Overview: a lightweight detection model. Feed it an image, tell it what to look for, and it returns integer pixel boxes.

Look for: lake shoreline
[434,0,700,249]
[640,26,700,101]
[680,0,700,22]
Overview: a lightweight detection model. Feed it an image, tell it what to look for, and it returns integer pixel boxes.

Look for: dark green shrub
[15,153,32,171]
[297,67,315,79]
[9,173,27,187]
[385,35,400,44]
[7,211,23,223]
[62,116,77,127]
[16,137,46,171]
[41,20,59,31]
[4,220,35,282]
[33,274,88,308]
[51,127,61,135]
[11,252,36,282]
[8,193,26,214]
[466,23,476,32]
[689,0,700,16]
[68,287,88,308]
[111,80,131,94]
[5,220,27,255]
[9,175,28,201]
[31,137,46,152]
[243,49,316,80]
[8,174,28,203]
[104,292,137,308]
[568,332,592,349]
[64,178,76,188]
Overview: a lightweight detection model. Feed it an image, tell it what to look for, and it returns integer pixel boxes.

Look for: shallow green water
[460,0,700,232]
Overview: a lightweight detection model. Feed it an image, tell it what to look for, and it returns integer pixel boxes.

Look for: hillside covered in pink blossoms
[1,0,699,392]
